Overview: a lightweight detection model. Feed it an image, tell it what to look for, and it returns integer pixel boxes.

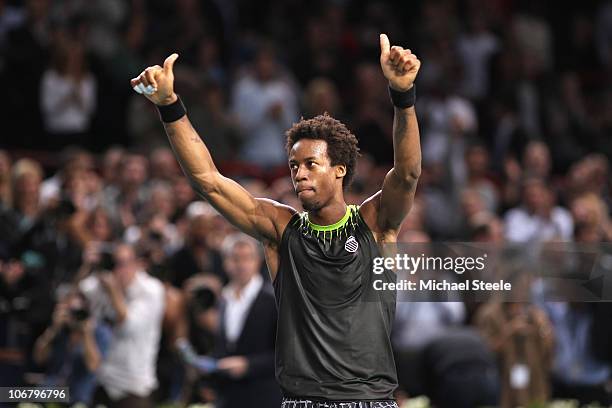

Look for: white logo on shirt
[345,235,359,253]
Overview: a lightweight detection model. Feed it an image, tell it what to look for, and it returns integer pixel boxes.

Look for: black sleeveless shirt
[273,205,398,399]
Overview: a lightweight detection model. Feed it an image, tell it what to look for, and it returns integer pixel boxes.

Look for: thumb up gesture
[130,53,179,106]
[379,34,421,92]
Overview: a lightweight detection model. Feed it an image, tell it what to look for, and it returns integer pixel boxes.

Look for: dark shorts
[281,398,399,408]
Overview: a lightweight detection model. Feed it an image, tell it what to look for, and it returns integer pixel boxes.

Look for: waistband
[281,398,399,408]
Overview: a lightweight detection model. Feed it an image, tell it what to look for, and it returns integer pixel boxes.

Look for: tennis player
[131,34,421,408]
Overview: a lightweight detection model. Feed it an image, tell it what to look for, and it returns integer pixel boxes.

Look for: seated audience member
[504,177,573,243]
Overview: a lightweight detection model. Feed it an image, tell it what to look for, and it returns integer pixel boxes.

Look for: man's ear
[335,165,347,179]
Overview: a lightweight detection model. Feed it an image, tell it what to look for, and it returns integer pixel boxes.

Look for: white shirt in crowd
[222,274,263,344]
[79,270,165,399]
[40,69,97,133]
[504,206,574,243]
[393,301,466,350]
[231,75,298,167]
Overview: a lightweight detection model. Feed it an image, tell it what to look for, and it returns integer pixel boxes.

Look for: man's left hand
[379,34,421,92]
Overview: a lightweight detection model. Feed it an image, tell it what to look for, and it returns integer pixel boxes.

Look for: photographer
[178,274,222,404]
[79,242,165,408]
[33,291,111,405]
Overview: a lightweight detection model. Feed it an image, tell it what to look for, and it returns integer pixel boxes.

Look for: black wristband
[157,96,186,123]
[389,84,416,108]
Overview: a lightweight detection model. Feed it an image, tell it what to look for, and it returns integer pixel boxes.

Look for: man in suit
[213,232,280,408]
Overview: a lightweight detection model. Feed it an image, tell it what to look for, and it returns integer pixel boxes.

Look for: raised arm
[130,54,294,243]
[361,35,422,234]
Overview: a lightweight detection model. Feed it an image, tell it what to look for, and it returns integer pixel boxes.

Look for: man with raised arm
[131,34,421,408]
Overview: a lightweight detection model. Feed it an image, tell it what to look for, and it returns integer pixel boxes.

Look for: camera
[51,197,77,221]
[149,231,164,242]
[70,306,90,321]
[98,251,115,271]
[92,243,116,272]
[191,286,217,311]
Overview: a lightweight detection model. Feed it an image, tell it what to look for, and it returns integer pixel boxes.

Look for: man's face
[288,139,344,211]
[121,155,147,188]
[189,215,210,246]
[112,244,138,288]
[255,51,275,82]
[224,243,260,285]
[523,181,552,213]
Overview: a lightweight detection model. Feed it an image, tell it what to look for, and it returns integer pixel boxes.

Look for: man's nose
[295,165,308,181]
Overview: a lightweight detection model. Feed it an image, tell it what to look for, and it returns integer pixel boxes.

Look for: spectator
[469,213,505,244]
[33,291,111,406]
[393,298,466,398]
[570,192,612,242]
[351,62,393,164]
[183,273,222,357]
[461,143,499,214]
[212,233,281,408]
[39,146,96,207]
[40,36,96,149]
[79,242,165,408]
[501,141,553,211]
[14,194,86,287]
[476,301,554,408]
[83,207,117,244]
[0,248,57,384]
[504,178,574,243]
[102,153,149,230]
[423,328,500,408]
[171,176,196,224]
[543,302,612,406]
[231,42,299,168]
[456,9,499,101]
[167,213,224,288]
[303,77,343,119]
[188,79,242,163]
[9,158,44,235]
[100,147,126,187]
[393,235,466,399]
[149,147,181,183]
[180,273,222,404]
[523,141,552,180]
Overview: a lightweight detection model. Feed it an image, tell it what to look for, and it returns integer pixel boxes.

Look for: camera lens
[70,307,90,321]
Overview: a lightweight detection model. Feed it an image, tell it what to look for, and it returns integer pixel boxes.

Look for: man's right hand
[130,53,179,106]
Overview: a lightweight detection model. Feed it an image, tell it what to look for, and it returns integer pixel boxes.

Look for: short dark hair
[285,113,360,189]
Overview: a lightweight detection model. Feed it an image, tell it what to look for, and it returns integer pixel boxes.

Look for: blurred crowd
[1,0,612,407]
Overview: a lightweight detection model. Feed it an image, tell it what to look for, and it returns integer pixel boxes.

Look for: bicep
[192,172,293,242]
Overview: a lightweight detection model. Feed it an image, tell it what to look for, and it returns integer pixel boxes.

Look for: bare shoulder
[255,198,298,244]
[256,199,296,282]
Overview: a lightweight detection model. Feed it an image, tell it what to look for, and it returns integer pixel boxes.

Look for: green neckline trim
[306,205,354,232]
